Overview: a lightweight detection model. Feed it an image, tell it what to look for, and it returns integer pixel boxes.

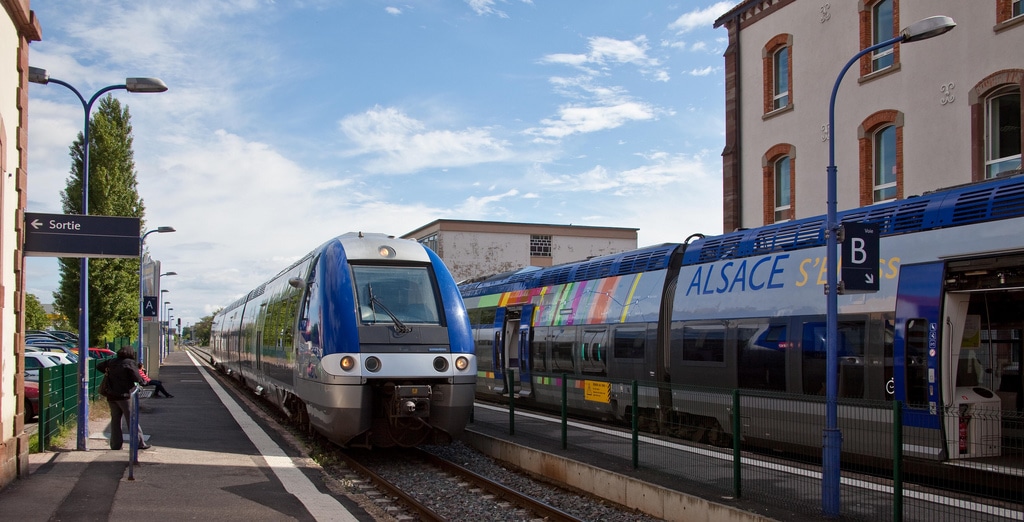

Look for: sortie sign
[24,212,141,258]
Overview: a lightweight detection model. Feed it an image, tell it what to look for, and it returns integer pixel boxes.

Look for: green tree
[53,95,146,345]
[192,311,218,346]
[24,293,49,330]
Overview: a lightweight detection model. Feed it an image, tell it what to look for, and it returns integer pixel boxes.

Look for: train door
[517,304,534,397]
[492,307,523,395]
[893,262,944,438]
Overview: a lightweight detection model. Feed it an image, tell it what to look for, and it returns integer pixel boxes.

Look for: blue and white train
[461,174,1024,461]
[210,232,476,448]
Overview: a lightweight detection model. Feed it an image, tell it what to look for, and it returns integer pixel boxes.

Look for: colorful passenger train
[210,232,476,448]
[461,174,1024,461]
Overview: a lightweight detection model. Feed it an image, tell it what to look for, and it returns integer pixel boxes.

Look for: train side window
[904,318,929,407]
[531,326,549,372]
[800,320,866,396]
[613,328,646,359]
[680,322,726,363]
[550,327,575,373]
[738,321,787,391]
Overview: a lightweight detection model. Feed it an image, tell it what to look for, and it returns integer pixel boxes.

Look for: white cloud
[385,6,402,16]
[689,66,715,76]
[338,106,514,174]
[668,1,734,34]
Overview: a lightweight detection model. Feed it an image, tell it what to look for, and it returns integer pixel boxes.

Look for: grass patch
[29,398,110,453]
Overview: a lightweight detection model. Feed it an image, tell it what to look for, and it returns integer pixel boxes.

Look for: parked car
[25,343,78,362]
[24,352,62,380]
[24,380,39,422]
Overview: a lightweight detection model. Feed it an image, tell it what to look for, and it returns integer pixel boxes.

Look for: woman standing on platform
[97,347,151,450]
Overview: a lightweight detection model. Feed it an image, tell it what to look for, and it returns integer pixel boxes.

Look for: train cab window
[352,266,442,325]
[904,318,929,407]
[738,322,787,391]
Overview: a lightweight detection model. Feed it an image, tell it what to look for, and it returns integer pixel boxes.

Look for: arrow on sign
[31,218,42,229]
[864,274,875,285]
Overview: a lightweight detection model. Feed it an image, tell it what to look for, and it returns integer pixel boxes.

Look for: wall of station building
[426,229,638,284]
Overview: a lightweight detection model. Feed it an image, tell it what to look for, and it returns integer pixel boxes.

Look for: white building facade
[715,0,1024,231]
[0,2,40,488]
[402,220,638,283]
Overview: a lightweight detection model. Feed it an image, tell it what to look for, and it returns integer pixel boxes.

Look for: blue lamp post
[822,15,955,516]
[28,67,167,450]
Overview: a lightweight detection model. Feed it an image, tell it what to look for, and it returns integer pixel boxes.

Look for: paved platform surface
[0,350,369,522]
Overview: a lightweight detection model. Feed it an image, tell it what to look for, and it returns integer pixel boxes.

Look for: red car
[24,380,38,422]
[69,347,117,359]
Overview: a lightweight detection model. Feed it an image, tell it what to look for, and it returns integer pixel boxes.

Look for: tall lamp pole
[159,273,176,362]
[822,16,955,516]
[139,228,175,369]
[29,67,167,450]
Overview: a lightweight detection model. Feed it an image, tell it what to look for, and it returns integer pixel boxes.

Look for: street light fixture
[29,67,168,451]
[138,227,174,370]
[822,15,955,516]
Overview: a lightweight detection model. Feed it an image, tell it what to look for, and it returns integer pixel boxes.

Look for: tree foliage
[24,293,49,330]
[192,311,218,346]
[52,95,146,344]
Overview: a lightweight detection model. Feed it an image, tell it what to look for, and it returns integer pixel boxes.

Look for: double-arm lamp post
[822,15,955,517]
[28,67,167,450]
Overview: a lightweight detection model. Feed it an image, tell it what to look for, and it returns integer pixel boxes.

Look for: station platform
[0,350,369,521]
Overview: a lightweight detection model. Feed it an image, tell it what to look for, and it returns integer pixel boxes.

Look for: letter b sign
[841,222,880,293]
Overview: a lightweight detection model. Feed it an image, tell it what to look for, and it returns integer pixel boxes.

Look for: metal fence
[35,360,103,451]
[471,376,1024,521]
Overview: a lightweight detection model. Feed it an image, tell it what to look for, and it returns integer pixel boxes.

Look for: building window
[873,126,897,201]
[762,34,793,115]
[860,0,899,77]
[774,156,792,222]
[773,47,789,110]
[986,86,1022,178]
[1017,0,1023,17]
[418,233,439,254]
[871,0,895,72]
[859,110,903,206]
[762,144,795,225]
[530,235,552,257]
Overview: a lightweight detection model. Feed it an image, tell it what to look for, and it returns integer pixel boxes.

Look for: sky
[24,0,734,329]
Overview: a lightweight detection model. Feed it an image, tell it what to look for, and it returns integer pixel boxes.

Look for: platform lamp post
[29,67,168,451]
[821,15,955,517]
[138,228,175,370]
[159,273,176,361]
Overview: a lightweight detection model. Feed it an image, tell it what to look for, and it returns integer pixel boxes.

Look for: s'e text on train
[210,232,476,448]
[461,173,1024,462]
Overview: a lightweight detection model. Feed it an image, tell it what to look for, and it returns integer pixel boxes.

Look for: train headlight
[455,356,469,371]
[340,356,356,371]
[433,356,449,372]
[365,356,382,373]
[378,245,396,258]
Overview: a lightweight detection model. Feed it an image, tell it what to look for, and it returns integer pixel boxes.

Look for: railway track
[341,447,585,522]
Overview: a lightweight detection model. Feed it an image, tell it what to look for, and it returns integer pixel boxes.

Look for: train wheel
[700,417,731,447]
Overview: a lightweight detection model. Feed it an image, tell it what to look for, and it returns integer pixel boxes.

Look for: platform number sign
[841,222,880,293]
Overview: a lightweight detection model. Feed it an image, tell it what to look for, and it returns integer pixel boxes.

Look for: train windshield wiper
[367,284,412,334]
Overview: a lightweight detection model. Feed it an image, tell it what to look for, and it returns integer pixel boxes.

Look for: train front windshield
[352,265,442,325]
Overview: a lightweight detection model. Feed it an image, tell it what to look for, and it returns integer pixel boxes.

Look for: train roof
[683,171,1024,265]
[459,173,1024,298]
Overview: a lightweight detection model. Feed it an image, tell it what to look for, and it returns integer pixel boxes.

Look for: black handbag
[98,372,111,398]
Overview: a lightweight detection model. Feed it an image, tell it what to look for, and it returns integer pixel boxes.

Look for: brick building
[715,0,1024,232]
